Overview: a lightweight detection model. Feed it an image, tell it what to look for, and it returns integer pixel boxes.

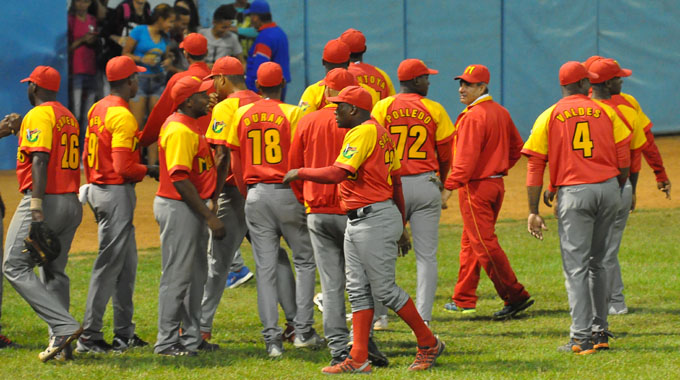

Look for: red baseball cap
[397,59,438,81]
[582,55,604,70]
[323,68,358,91]
[20,65,60,92]
[340,28,366,54]
[559,61,599,85]
[106,56,146,81]
[256,61,283,87]
[179,33,208,55]
[588,58,632,84]
[327,85,373,111]
[206,56,244,78]
[171,76,214,106]
[322,39,351,64]
[455,64,490,84]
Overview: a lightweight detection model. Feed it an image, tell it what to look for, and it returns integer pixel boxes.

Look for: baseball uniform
[348,63,395,100]
[372,93,455,322]
[153,112,217,354]
[298,80,379,118]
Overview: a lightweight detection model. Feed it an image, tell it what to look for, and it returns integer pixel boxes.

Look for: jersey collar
[259,22,277,31]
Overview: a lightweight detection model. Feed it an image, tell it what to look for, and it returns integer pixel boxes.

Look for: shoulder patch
[342,143,357,159]
[212,120,225,133]
[26,129,41,142]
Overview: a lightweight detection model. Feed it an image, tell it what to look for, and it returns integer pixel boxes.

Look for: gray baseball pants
[556,177,619,340]
[244,183,316,344]
[402,171,441,322]
[345,200,410,313]
[603,179,632,311]
[81,183,138,341]
[3,193,82,336]
[153,196,208,353]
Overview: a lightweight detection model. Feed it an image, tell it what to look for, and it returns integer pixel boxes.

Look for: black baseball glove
[23,221,61,266]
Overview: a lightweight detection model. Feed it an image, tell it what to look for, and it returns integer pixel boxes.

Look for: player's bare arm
[173,179,226,240]
[527,185,547,240]
[211,145,231,211]
[440,188,452,209]
[30,152,50,222]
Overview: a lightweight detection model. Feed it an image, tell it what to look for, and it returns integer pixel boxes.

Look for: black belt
[347,205,372,221]
[247,183,291,190]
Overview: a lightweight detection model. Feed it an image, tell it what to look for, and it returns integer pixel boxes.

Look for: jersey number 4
[572,121,594,158]
[247,129,282,165]
[389,124,427,160]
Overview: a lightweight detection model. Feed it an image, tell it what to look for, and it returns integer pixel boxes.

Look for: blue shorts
[132,73,165,100]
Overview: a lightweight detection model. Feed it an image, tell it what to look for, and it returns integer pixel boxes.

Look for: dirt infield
[1,136,678,253]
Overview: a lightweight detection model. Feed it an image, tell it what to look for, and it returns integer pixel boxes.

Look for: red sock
[348,308,373,363]
[396,298,436,347]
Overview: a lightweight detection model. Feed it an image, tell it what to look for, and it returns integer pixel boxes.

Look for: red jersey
[333,118,400,211]
[226,99,301,184]
[593,98,647,174]
[140,62,213,146]
[522,94,632,187]
[84,95,145,184]
[289,104,347,214]
[444,96,523,190]
[16,101,80,194]
[157,113,216,200]
[348,62,396,100]
[372,93,455,176]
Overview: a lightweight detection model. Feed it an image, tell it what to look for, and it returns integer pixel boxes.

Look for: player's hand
[282,169,299,184]
[31,210,45,223]
[630,193,636,213]
[440,188,452,210]
[543,189,555,207]
[207,92,219,112]
[207,215,226,240]
[397,229,411,257]
[658,180,671,200]
[0,113,22,137]
[146,165,160,181]
[527,213,547,240]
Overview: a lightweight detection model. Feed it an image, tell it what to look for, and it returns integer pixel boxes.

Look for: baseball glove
[23,221,61,266]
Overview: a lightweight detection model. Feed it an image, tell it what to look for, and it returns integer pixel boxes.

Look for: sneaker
[198,339,220,351]
[313,293,324,313]
[493,298,534,320]
[294,329,324,349]
[322,356,371,375]
[329,348,350,366]
[0,334,15,349]
[608,305,628,315]
[557,338,596,355]
[157,343,197,357]
[227,266,254,289]
[39,327,83,362]
[367,337,389,367]
[112,334,149,352]
[408,336,445,371]
[267,340,284,358]
[444,302,476,314]
[76,337,112,354]
[593,330,614,350]
[373,314,388,331]
[283,323,295,343]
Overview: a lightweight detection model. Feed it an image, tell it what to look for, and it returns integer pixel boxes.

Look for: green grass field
[1,208,679,379]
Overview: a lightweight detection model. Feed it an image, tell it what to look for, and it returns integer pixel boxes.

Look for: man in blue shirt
[244,0,291,100]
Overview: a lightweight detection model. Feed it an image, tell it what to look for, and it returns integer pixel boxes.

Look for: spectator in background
[226,0,257,54]
[174,0,199,33]
[165,5,192,78]
[68,0,98,147]
[199,5,243,65]
[123,3,175,165]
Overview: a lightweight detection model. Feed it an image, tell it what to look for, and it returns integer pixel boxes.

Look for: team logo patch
[212,121,225,133]
[342,144,357,159]
[26,129,40,142]
[299,101,310,112]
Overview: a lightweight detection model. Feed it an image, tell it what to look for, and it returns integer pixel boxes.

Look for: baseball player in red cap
[77,56,157,354]
[284,85,445,374]
[226,62,318,358]
[523,61,631,354]
[371,59,455,326]
[340,28,396,100]
[153,75,226,357]
[1,66,83,362]
[441,64,533,319]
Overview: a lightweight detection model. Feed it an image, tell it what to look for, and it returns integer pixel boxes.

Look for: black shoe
[0,334,15,349]
[197,339,220,351]
[157,343,197,357]
[557,338,596,355]
[367,337,389,367]
[593,330,613,350]
[39,327,83,362]
[330,348,350,366]
[76,337,113,354]
[112,334,149,352]
[493,298,535,320]
[55,342,74,361]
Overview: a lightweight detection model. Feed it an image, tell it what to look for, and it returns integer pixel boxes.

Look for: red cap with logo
[206,56,244,78]
[171,76,214,106]
[559,61,599,85]
[455,64,490,84]
[397,59,438,81]
[20,65,60,92]
[588,58,632,84]
[340,28,366,54]
[322,39,351,64]
[323,68,358,91]
[256,61,283,87]
[327,85,373,111]
[179,33,208,55]
[106,56,146,81]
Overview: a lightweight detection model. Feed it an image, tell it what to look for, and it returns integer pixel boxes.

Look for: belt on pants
[347,205,373,221]
[247,183,291,190]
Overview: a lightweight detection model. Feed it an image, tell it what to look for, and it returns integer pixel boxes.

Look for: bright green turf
[1,208,678,379]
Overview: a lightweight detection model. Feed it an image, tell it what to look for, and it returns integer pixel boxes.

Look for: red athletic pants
[452,178,529,308]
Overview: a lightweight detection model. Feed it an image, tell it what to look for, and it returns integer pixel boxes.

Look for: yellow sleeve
[600,104,631,144]
[279,104,302,141]
[225,103,254,148]
[359,83,380,108]
[206,98,239,144]
[370,97,395,126]
[523,105,555,156]
[161,122,198,173]
[107,106,139,150]
[19,106,56,153]
[621,93,653,130]
[334,124,376,173]
[375,66,396,97]
[298,81,324,117]
[422,98,455,142]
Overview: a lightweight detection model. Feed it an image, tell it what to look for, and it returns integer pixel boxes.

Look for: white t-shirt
[199,27,243,64]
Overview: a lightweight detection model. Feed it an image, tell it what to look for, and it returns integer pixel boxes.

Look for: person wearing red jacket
[441,64,533,319]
